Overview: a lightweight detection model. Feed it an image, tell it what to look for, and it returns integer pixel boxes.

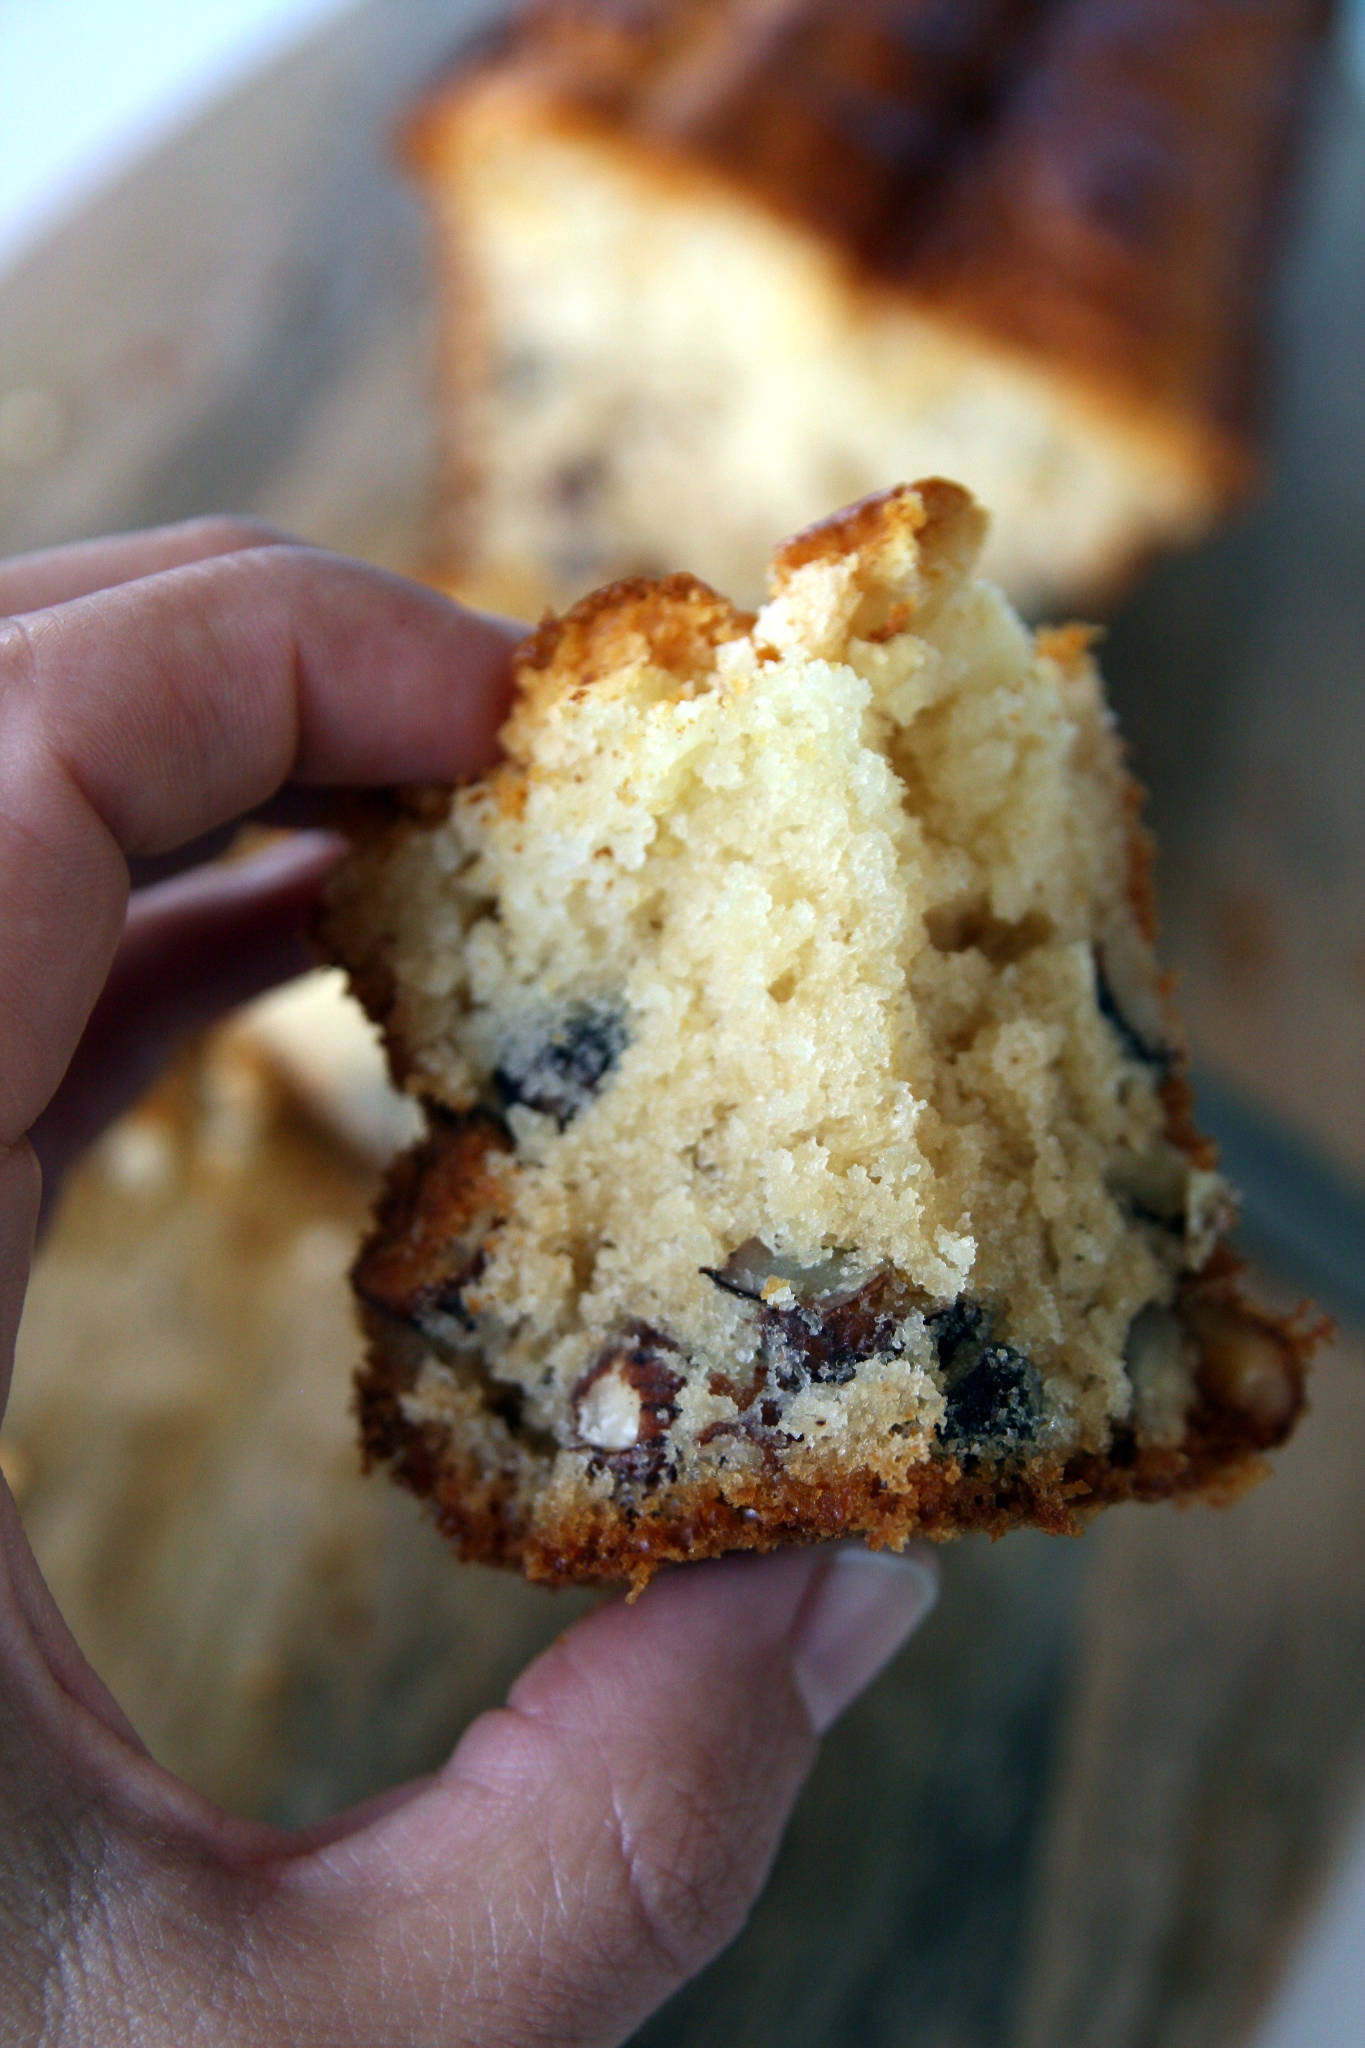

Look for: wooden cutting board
[1,7,1362,2044]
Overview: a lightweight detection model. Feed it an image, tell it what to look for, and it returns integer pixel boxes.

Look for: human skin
[0,520,937,2048]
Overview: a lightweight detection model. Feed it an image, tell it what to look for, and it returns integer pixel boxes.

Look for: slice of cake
[323,481,1314,1588]
[408,0,1329,618]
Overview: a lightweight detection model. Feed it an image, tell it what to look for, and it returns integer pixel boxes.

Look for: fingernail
[240,828,348,878]
[788,1545,939,1735]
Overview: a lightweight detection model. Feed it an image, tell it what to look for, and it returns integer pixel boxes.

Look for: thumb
[279,1545,937,2048]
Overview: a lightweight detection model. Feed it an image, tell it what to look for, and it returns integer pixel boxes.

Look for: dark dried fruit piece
[929,1295,1042,1463]
[703,1242,913,1392]
[764,1277,911,1390]
[926,1296,987,1363]
[939,1344,1043,1462]
[494,1001,627,1126]
[705,1262,1042,1461]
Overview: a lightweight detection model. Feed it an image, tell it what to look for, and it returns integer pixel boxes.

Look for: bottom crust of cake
[354,1256,1317,1594]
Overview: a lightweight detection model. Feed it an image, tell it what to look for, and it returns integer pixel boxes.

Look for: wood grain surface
[0,7,1361,2045]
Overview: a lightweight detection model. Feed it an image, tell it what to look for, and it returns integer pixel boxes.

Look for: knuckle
[178,513,289,557]
[0,611,40,684]
[0,613,45,752]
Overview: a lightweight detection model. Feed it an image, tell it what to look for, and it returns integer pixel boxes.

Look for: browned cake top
[415,0,1330,461]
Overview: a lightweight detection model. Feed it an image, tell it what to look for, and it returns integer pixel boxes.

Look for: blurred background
[0,3,1362,2044]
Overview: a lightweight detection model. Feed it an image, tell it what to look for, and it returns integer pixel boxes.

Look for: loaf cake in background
[408,0,1330,619]
[322,482,1317,1588]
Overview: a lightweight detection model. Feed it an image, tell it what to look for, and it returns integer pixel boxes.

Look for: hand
[0,520,937,2047]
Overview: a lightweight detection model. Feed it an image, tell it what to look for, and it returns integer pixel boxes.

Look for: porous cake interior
[333,484,1229,1527]
[433,88,1212,616]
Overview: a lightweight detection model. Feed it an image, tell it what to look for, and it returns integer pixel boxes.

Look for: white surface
[0,0,353,278]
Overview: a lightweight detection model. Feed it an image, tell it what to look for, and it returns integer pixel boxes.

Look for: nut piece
[1194,1307,1303,1439]
[572,1323,683,1479]
[577,1369,645,1451]
[765,1278,909,1389]
[702,1241,913,1390]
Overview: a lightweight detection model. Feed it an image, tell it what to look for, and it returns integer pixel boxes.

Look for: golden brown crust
[354,1233,1319,1593]
[315,790,457,1103]
[412,0,1330,499]
[518,569,748,676]
[352,1112,511,1322]
[772,477,987,594]
[500,570,752,763]
[905,0,1330,463]
[342,1018,1322,1594]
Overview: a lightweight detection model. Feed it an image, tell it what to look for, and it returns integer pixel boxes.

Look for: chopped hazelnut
[577,1369,643,1451]
[571,1323,683,1482]
[1197,1315,1300,1434]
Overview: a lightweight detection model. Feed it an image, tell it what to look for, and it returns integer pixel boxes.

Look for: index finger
[0,513,289,615]
[0,542,519,1146]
